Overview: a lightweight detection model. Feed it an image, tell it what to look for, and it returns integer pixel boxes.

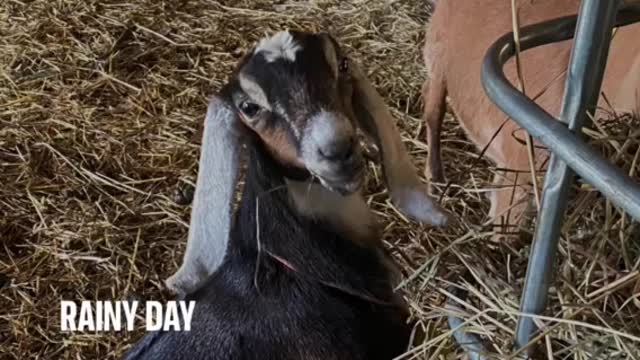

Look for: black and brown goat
[125,31,445,359]
[165,31,451,296]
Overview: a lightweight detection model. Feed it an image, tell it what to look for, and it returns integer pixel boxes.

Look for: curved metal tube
[481,5,640,220]
[447,314,489,360]
[447,1,640,356]
[476,1,640,355]
[513,0,621,351]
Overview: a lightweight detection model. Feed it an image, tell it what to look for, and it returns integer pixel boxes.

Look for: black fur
[124,135,412,360]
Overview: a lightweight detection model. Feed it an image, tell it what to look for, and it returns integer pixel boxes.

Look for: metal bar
[514,0,621,351]
[481,5,640,221]
[448,4,640,356]
[447,314,488,360]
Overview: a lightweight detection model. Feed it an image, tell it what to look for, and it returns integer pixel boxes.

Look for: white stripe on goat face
[255,31,301,63]
[238,73,272,112]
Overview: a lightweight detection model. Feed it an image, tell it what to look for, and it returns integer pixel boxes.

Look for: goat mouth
[317,170,364,195]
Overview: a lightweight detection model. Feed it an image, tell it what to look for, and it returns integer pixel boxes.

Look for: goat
[166,31,451,296]
[125,31,434,359]
[422,0,640,237]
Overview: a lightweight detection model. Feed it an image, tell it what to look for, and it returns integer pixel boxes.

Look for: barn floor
[1,0,639,359]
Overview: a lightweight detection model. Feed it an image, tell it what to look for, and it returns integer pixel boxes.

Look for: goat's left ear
[349,62,450,227]
[166,95,242,296]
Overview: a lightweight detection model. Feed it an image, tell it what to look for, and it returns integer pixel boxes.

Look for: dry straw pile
[1,0,639,359]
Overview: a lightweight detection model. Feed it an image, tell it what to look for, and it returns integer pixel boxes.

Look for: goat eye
[240,101,261,118]
[338,58,349,73]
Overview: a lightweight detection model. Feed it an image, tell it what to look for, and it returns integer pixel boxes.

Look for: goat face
[222,31,365,195]
[167,30,451,296]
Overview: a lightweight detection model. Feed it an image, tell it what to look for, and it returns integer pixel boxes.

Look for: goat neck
[226,136,401,305]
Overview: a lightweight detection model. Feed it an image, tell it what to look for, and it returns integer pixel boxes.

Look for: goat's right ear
[349,63,450,227]
[166,95,242,296]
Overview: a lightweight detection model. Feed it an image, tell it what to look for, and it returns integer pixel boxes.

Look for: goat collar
[264,250,393,306]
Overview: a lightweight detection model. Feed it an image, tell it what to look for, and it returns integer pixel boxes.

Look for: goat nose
[318,137,355,161]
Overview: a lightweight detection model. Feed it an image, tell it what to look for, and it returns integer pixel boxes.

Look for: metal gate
[448,1,640,358]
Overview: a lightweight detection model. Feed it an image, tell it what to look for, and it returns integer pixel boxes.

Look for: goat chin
[286,179,377,244]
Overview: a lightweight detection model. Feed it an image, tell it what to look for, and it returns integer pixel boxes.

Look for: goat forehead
[251,32,332,76]
[241,63,332,112]
[240,32,339,117]
[255,31,302,63]
[241,65,311,109]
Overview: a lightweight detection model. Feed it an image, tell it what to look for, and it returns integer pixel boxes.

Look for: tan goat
[423,0,640,236]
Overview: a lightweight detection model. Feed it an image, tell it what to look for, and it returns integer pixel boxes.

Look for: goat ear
[166,95,242,296]
[349,63,450,227]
